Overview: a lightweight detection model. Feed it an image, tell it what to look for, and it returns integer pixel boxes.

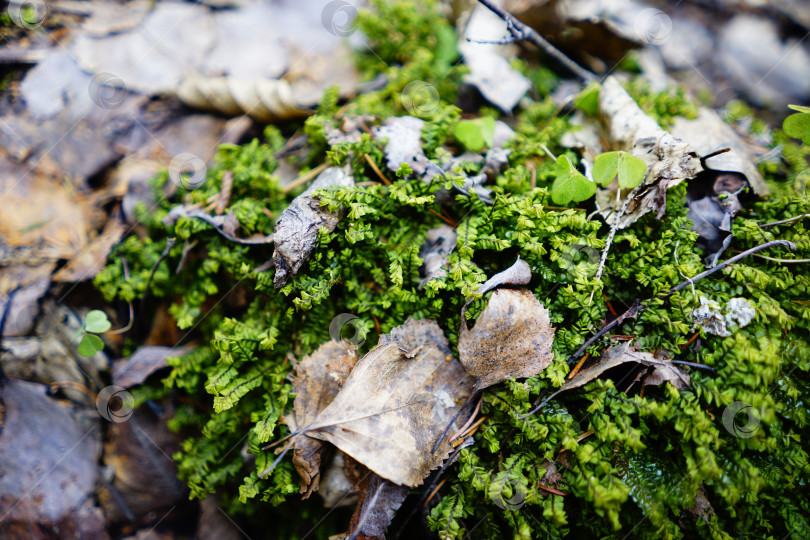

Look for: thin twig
[282,163,329,193]
[759,212,808,228]
[475,0,596,82]
[668,240,796,294]
[363,153,392,185]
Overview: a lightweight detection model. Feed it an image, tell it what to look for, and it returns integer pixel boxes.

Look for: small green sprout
[592,151,647,189]
[783,104,810,145]
[75,309,111,357]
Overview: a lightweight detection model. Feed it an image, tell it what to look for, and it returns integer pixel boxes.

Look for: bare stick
[476,0,596,82]
[567,299,642,365]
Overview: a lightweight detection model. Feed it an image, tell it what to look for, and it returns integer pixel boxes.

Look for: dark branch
[476,0,596,82]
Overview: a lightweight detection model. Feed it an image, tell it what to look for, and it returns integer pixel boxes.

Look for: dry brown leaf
[112,345,195,389]
[272,166,354,287]
[0,380,98,529]
[297,319,475,487]
[343,472,409,540]
[459,289,554,391]
[473,257,531,298]
[523,341,690,417]
[52,218,126,282]
[597,76,703,228]
[564,341,690,392]
[283,339,358,497]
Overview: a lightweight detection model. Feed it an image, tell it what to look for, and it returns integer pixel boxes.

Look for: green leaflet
[454,117,496,152]
[592,151,647,189]
[550,155,596,204]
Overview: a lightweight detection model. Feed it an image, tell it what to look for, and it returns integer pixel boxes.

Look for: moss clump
[96,1,810,538]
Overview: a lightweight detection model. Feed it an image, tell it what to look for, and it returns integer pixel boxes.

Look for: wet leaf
[272,166,354,287]
[283,340,358,497]
[459,289,555,391]
[550,155,596,205]
[290,319,475,487]
[342,471,409,540]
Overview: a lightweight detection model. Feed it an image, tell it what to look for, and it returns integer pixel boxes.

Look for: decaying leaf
[597,77,703,228]
[283,340,358,497]
[163,206,274,246]
[459,288,554,391]
[374,116,431,176]
[97,405,187,523]
[691,296,756,337]
[524,341,691,417]
[287,319,475,487]
[671,108,767,196]
[419,225,457,287]
[272,166,354,287]
[685,177,743,267]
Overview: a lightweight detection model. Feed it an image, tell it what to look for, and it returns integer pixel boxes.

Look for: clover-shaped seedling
[592,151,647,190]
[550,154,596,205]
[454,117,496,152]
[75,310,111,357]
[783,105,810,145]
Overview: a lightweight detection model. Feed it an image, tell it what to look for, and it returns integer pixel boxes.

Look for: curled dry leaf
[597,76,703,228]
[284,340,358,498]
[272,166,354,287]
[473,257,531,298]
[177,76,312,122]
[459,289,555,391]
[293,319,475,487]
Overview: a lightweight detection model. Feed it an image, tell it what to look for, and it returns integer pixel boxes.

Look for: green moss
[95,2,810,538]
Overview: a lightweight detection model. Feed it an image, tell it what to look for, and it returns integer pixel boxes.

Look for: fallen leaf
[374,116,431,176]
[459,3,530,112]
[287,319,475,487]
[343,472,409,540]
[272,166,354,287]
[567,341,689,393]
[113,345,195,389]
[163,207,274,246]
[0,379,98,529]
[52,218,126,283]
[419,225,457,287]
[459,289,554,391]
[472,257,532,298]
[597,76,703,228]
[97,405,187,523]
[283,340,358,497]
